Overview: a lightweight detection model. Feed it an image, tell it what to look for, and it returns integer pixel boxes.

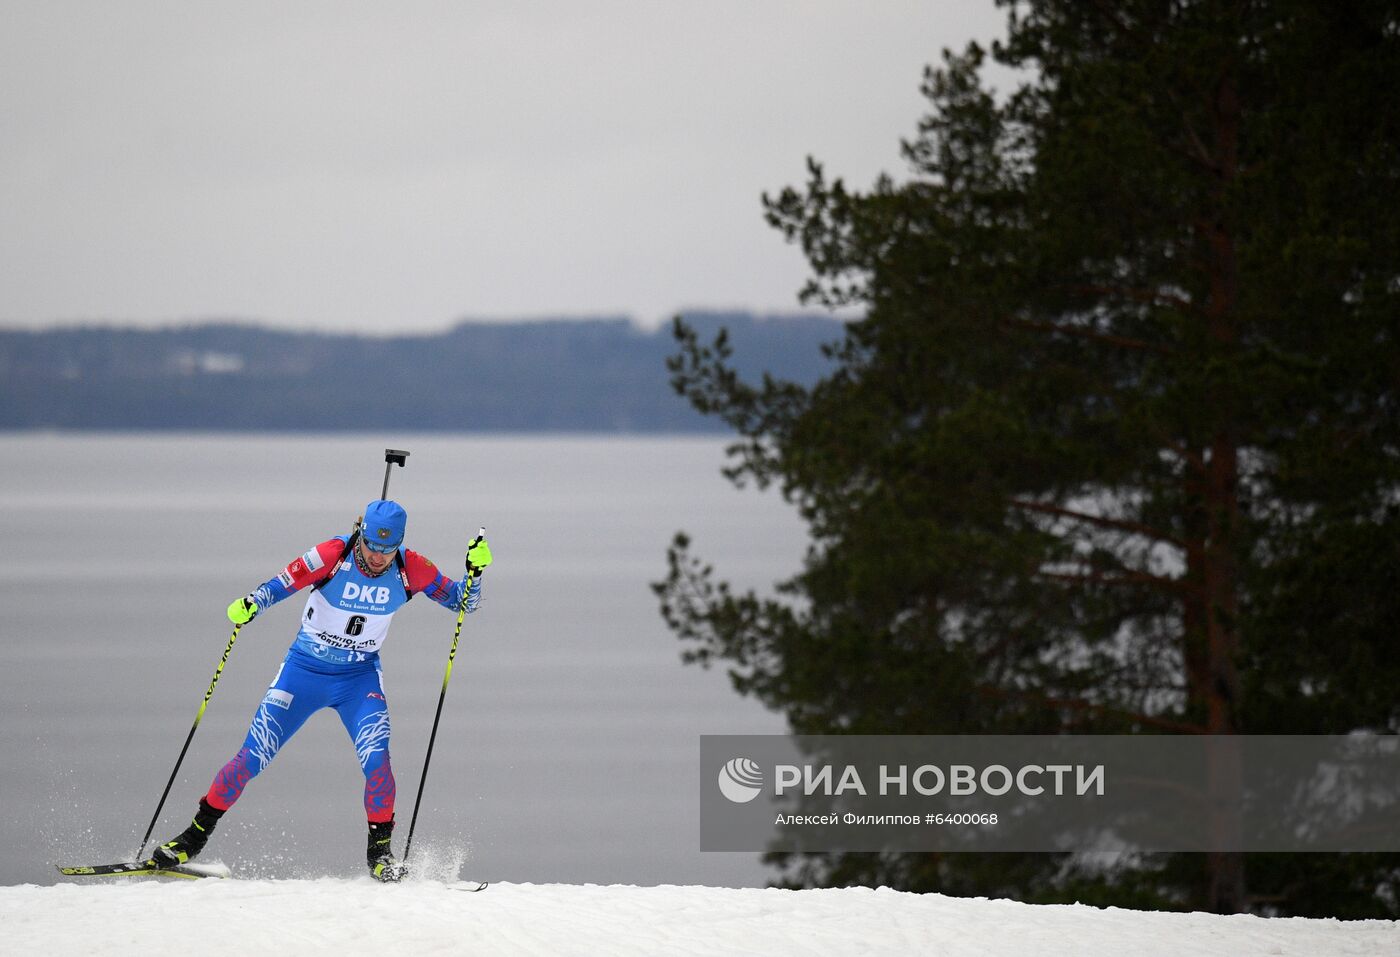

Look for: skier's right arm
[226,538,347,624]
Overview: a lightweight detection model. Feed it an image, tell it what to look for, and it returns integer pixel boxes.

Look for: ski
[58,859,480,887]
[56,859,231,880]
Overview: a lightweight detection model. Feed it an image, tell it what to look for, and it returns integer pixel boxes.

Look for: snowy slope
[3,879,1397,957]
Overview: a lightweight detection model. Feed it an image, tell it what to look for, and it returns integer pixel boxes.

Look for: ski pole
[404,527,486,862]
[136,621,244,860]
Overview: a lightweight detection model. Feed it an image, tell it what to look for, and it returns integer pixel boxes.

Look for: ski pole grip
[467,527,486,575]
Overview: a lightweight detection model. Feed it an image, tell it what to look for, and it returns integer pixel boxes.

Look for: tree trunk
[1197,62,1246,915]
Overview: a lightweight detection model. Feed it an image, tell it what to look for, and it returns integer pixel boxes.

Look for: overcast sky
[2,1,1010,333]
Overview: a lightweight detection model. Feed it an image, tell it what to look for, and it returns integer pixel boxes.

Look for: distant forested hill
[0,312,842,432]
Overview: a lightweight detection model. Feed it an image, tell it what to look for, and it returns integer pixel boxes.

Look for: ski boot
[152,797,225,867]
[368,818,408,883]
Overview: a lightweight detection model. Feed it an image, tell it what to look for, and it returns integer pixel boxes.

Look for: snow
[3,878,1397,957]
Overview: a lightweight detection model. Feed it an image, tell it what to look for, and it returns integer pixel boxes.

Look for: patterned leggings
[204,651,396,822]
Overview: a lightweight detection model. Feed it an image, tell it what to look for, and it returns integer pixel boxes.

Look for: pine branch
[976,684,1203,733]
[1000,316,1176,356]
[1009,497,1186,549]
[1163,439,1207,474]
[1036,567,1190,594]
[1059,283,1198,315]
[1178,115,1221,173]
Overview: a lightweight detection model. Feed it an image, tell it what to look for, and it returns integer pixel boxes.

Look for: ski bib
[292,543,410,665]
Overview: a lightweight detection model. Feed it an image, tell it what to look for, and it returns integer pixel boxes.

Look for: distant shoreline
[0,312,843,433]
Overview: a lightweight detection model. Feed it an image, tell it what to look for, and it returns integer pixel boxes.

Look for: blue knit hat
[362,500,407,550]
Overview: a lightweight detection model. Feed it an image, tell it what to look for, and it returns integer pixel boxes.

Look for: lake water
[0,433,802,886]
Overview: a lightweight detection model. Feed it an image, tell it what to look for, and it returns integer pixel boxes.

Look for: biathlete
[151,499,493,881]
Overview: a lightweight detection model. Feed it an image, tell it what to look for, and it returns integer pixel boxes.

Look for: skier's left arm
[404,539,493,613]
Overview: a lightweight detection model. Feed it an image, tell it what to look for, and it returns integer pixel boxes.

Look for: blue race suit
[203,535,477,822]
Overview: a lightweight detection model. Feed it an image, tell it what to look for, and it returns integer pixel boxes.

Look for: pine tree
[657,0,1400,915]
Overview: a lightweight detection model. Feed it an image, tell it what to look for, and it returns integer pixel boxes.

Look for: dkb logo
[718,757,764,803]
[344,583,391,604]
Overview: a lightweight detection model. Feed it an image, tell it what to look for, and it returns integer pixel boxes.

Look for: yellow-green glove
[226,595,259,625]
[467,537,493,576]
